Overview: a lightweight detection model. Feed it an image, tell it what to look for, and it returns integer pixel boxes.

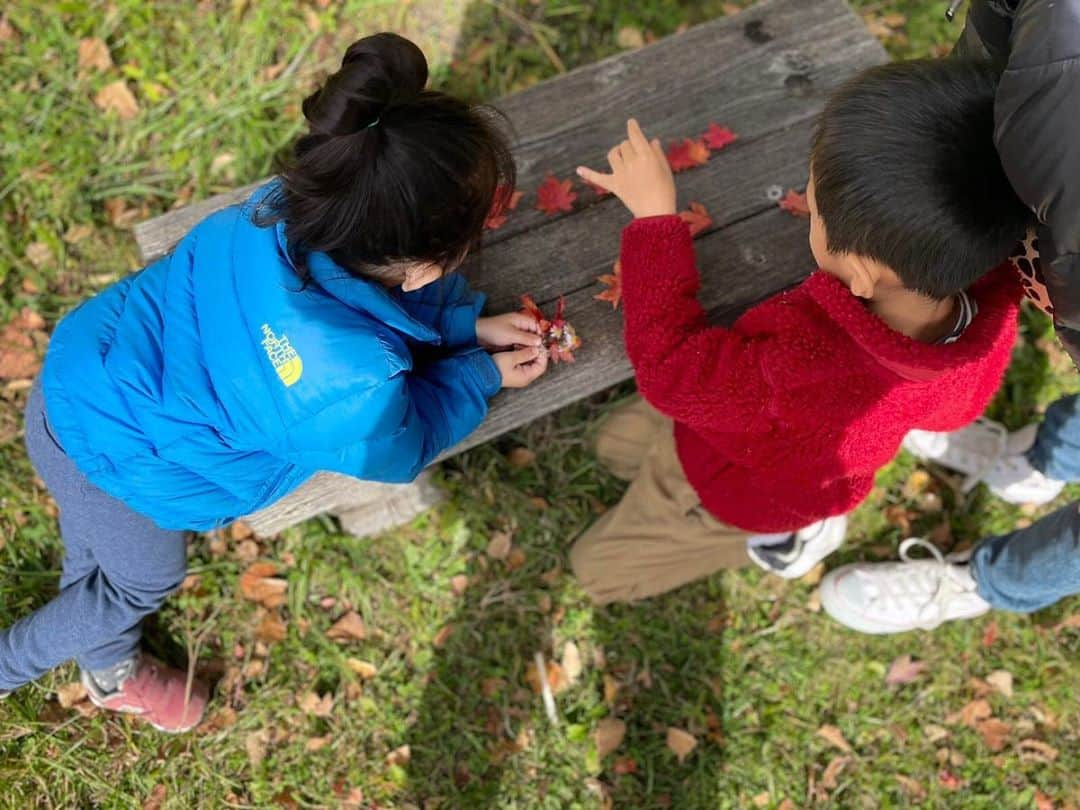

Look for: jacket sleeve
[276,348,501,482]
[398,274,485,349]
[619,216,774,433]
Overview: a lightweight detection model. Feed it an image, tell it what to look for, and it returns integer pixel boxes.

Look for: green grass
[2,1,1079,807]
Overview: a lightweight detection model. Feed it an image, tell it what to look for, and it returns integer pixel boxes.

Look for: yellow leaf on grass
[346,659,377,680]
[594,717,626,759]
[666,727,697,763]
[94,80,139,119]
[326,610,367,642]
[986,670,1013,698]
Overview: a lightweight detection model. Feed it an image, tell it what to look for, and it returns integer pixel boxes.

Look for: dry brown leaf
[63,223,94,244]
[505,547,527,571]
[949,698,992,728]
[254,610,287,643]
[230,519,254,540]
[562,641,583,683]
[603,674,620,707]
[894,774,926,801]
[1018,738,1059,763]
[450,574,469,596]
[55,681,87,708]
[507,447,536,467]
[977,718,1011,752]
[305,735,331,752]
[923,724,949,744]
[616,26,645,49]
[1034,790,1055,810]
[986,669,1013,698]
[885,654,928,686]
[481,677,506,698]
[141,784,167,810]
[433,623,454,648]
[94,80,139,119]
[525,660,569,695]
[238,562,287,608]
[816,724,852,753]
[800,562,826,586]
[385,744,411,767]
[326,610,366,642]
[345,659,377,680]
[902,469,931,498]
[486,531,512,560]
[938,769,962,790]
[752,793,770,808]
[539,564,561,586]
[299,691,334,717]
[246,729,271,767]
[25,242,53,268]
[1052,614,1080,632]
[78,37,113,73]
[0,16,17,43]
[821,756,850,790]
[594,717,626,759]
[666,727,697,763]
[776,800,795,810]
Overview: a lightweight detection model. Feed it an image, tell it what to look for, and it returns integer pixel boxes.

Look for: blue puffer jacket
[40,183,501,530]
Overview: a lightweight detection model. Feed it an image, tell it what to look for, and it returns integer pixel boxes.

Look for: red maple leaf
[520,294,581,363]
[678,201,713,237]
[594,260,622,309]
[666,138,710,173]
[484,186,524,230]
[702,122,738,151]
[778,188,810,218]
[535,174,578,215]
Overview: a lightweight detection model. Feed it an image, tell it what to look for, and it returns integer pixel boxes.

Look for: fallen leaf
[535,174,578,215]
[800,562,826,586]
[678,201,713,237]
[976,718,1010,752]
[306,735,331,752]
[432,623,453,648]
[540,564,562,586]
[816,724,852,753]
[25,241,52,268]
[594,717,626,758]
[594,261,622,309]
[1017,738,1059,763]
[299,691,334,717]
[63,223,94,244]
[562,641,583,683]
[986,669,1013,698]
[949,698,991,728]
[141,784,167,810]
[507,447,536,467]
[752,793,770,808]
[616,26,645,49]
[246,729,271,767]
[326,611,366,642]
[0,310,45,379]
[519,295,581,363]
[385,744,411,767]
[486,530,512,560]
[0,16,17,43]
[613,757,637,775]
[666,138,710,172]
[255,611,287,643]
[238,562,288,608]
[78,37,113,73]
[1034,790,1055,810]
[345,659,377,680]
[937,770,962,790]
[505,547,527,570]
[776,800,795,810]
[230,520,254,540]
[893,774,926,801]
[450,574,469,596]
[104,197,140,228]
[981,620,998,647]
[485,186,524,230]
[94,80,139,119]
[1051,614,1080,633]
[703,122,738,151]
[902,469,931,498]
[885,654,929,686]
[923,724,949,744]
[55,681,87,708]
[778,189,810,217]
[525,660,569,695]
[666,727,697,763]
[821,756,850,790]
[603,674,619,706]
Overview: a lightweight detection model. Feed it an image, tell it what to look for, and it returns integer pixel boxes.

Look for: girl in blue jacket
[0,33,547,731]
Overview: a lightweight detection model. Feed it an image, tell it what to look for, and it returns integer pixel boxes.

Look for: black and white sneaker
[746,515,848,579]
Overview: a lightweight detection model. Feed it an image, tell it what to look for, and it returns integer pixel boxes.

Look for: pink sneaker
[82,654,208,733]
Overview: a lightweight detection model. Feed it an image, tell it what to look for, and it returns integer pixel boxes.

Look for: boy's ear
[845,255,879,300]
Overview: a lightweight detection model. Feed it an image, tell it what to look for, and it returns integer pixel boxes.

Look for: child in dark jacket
[570,59,1034,605]
[0,34,548,730]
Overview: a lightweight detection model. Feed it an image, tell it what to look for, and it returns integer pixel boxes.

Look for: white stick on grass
[534,651,559,726]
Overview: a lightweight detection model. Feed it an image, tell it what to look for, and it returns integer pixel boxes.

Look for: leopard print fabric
[1011,227,1054,316]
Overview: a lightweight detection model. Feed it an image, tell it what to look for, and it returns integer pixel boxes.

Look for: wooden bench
[133,0,886,537]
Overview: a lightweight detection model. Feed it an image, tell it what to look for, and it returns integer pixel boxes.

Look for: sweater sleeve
[619,216,773,432]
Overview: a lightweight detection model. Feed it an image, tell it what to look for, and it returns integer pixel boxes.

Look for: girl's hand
[576,119,677,219]
[476,312,543,352]
[493,346,549,389]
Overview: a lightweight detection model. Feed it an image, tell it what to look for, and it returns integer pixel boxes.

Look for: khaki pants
[570,397,751,605]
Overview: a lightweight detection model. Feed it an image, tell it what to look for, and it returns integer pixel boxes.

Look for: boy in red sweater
[570,59,1034,604]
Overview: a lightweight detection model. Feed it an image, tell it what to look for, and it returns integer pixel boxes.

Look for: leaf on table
[594,261,622,309]
[893,775,926,801]
[816,724,852,753]
[78,37,113,74]
[326,610,367,642]
[520,295,581,363]
[238,562,288,608]
[665,727,698,763]
[821,756,850,790]
[976,718,1011,752]
[486,530,513,560]
[985,669,1013,698]
[702,122,738,151]
[299,691,334,717]
[948,698,992,728]
[535,174,578,215]
[885,654,928,686]
[384,744,411,767]
[562,640,583,683]
[778,188,810,218]
[679,201,713,237]
[666,138,710,172]
[485,186,524,230]
[594,717,626,759]
[94,80,140,119]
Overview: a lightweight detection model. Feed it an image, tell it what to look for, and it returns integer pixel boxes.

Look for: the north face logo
[260,323,303,387]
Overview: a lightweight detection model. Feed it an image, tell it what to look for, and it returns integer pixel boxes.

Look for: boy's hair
[261,33,516,282]
[811,59,1034,300]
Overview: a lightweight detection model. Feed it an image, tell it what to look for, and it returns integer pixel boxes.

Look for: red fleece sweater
[620,216,1021,533]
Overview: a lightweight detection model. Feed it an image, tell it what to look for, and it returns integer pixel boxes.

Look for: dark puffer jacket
[955,0,1080,366]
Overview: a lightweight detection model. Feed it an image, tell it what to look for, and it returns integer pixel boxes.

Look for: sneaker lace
[959,419,1008,494]
[864,538,971,623]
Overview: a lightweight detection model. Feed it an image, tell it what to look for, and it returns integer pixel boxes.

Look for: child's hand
[493,346,549,389]
[576,119,677,219]
[477,313,543,352]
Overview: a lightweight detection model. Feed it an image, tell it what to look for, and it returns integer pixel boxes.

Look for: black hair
[811,58,1034,300]
[260,33,516,284]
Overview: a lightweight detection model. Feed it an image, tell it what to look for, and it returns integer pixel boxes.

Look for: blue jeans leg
[1026,393,1080,481]
[0,383,188,691]
[970,501,1080,612]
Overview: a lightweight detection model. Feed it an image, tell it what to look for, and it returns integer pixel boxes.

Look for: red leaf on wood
[520,294,581,363]
[778,189,810,218]
[485,186,524,230]
[535,174,578,215]
[678,201,713,237]
[594,261,622,309]
[666,138,710,172]
[702,122,738,151]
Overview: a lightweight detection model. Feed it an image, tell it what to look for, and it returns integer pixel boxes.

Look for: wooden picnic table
[133,0,886,536]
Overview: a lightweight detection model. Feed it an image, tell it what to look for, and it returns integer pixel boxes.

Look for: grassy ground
[1,1,1078,807]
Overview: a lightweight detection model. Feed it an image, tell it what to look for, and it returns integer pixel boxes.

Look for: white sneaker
[747,515,848,579]
[903,421,1063,504]
[819,538,990,634]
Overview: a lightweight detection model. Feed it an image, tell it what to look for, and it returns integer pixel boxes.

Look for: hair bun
[302,33,429,136]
